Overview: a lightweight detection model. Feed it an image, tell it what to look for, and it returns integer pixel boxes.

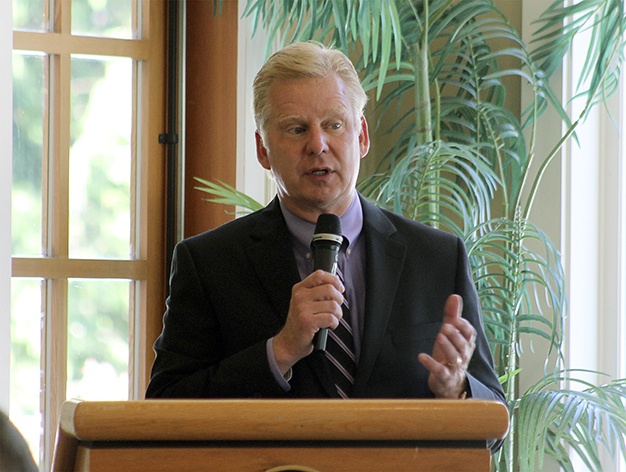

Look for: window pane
[10,278,43,467]
[71,0,135,39]
[69,56,133,260]
[12,0,47,32]
[12,52,45,257]
[66,279,130,401]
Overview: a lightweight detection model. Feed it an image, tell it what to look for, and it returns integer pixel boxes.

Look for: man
[146,42,504,407]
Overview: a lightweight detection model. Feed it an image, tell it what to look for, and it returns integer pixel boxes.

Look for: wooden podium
[52,399,508,471]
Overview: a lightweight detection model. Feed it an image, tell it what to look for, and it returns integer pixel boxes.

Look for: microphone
[311,213,343,351]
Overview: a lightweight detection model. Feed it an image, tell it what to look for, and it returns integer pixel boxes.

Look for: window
[11,0,166,468]
[560,13,626,471]
[616,77,626,385]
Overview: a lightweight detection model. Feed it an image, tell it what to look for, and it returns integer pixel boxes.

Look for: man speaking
[146,42,504,415]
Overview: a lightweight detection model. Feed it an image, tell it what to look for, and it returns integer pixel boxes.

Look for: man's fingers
[304,270,345,292]
[442,294,463,324]
[313,300,343,329]
[418,352,458,376]
[442,295,476,348]
[418,294,475,399]
[417,353,440,373]
[441,321,476,356]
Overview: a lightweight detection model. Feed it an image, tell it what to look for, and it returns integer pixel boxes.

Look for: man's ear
[359,116,370,159]
[255,131,271,170]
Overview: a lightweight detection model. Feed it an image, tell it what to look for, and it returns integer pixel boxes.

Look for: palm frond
[242,0,405,95]
[466,217,565,379]
[359,140,499,237]
[531,0,626,116]
[360,0,540,216]
[507,375,626,472]
[193,177,264,214]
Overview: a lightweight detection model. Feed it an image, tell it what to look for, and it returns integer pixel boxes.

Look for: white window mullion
[561,6,626,470]
[614,70,626,472]
[597,86,623,380]
[618,78,626,383]
[0,0,13,412]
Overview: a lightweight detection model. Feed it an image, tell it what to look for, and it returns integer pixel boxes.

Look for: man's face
[255,74,370,222]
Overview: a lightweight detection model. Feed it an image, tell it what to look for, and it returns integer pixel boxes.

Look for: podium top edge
[60,399,509,442]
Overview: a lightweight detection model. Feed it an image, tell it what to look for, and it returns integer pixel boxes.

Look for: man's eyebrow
[273,106,351,125]
[326,105,351,117]
[275,114,303,123]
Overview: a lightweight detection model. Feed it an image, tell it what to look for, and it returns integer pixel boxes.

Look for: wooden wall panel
[184,0,238,238]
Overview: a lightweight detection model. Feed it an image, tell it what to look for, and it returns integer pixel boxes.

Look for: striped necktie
[325,266,357,398]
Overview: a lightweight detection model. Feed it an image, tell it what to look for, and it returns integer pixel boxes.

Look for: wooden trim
[183,0,238,237]
[42,54,52,254]
[138,0,166,395]
[12,258,149,279]
[52,49,70,258]
[14,32,151,59]
[52,399,509,472]
[54,0,66,33]
[74,447,490,472]
[61,399,509,442]
[45,278,68,469]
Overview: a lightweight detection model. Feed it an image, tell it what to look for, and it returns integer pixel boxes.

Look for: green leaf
[193,178,264,214]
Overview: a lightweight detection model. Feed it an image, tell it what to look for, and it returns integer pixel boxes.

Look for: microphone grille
[314,213,342,236]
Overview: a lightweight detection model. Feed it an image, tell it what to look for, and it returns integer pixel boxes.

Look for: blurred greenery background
[11,0,135,464]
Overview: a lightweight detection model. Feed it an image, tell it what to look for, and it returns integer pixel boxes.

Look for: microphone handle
[312,244,340,351]
[315,328,329,351]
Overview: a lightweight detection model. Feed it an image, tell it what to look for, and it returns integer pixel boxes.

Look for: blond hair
[253,42,368,139]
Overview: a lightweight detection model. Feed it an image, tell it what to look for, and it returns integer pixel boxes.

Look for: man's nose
[306,128,328,155]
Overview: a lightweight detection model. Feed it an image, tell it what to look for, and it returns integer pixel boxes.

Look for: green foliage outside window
[11,0,139,464]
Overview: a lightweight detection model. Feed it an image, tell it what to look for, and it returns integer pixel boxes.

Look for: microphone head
[312,214,343,245]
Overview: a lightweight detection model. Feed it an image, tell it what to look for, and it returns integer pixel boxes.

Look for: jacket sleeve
[454,237,508,453]
[145,240,289,399]
[455,237,505,404]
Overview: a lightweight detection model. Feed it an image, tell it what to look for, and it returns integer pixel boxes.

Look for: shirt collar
[280,193,364,251]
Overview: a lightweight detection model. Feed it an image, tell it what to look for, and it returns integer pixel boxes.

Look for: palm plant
[200,0,626,470]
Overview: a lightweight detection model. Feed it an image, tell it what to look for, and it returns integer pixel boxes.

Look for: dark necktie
[325,266,357,398]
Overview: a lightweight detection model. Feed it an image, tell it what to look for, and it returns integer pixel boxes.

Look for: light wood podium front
[52,399,509,471]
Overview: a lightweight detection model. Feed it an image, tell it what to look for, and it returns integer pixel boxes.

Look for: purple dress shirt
[266,192,366,389]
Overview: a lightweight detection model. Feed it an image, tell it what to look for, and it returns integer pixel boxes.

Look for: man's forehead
[265,75,356,124]
[268,75,348,98]
[273,104,351,122]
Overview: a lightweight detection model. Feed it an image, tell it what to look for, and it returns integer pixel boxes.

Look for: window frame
[1,0,13,415]
[10,0,167,468]
[559,7,625,395]
[558,6,626,470]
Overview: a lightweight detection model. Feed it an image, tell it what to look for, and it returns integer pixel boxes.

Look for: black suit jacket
[146,195,504,404]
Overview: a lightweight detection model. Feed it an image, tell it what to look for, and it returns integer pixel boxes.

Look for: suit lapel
[245,199,337,397]
[353,197,407,394]
[245,199,300,326]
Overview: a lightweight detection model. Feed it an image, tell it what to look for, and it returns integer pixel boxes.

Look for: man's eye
[288,127,305,134]
[329,122,342,130]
